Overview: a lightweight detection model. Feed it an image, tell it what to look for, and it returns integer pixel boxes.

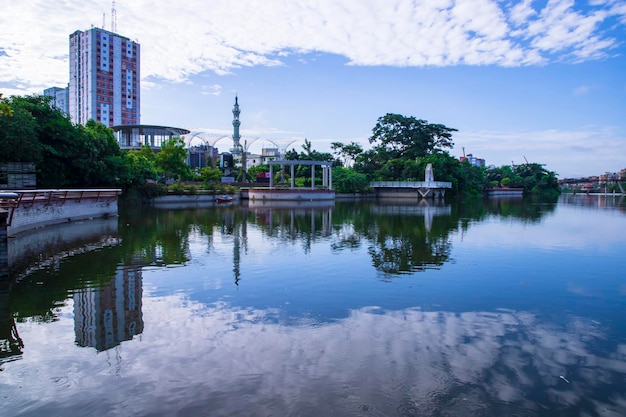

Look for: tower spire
[232,95,241,151]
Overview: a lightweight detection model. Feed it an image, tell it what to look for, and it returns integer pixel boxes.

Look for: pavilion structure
[269,160,333,190]
[245,159,335,202]
[112,125,190,149]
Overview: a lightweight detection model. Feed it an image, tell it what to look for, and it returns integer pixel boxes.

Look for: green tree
[123,150,159,185]
[0,93,13,117]
[369,113,456,161]
[353,148,384,181]
[485,163,559,195]
[155,137,192,181]
[331,141,363,167]
[332,167,370,193]
[283,139,337,184]
[0,103,40,162]
[198,166,223,183]
[2,94,81,187]
[454,159,486,196]
[71,120,124,187]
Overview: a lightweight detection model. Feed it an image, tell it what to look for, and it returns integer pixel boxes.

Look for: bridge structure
[370,164,452,199]
[370,181,452,199]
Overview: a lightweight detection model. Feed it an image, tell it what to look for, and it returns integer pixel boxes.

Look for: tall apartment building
[69,28,140,127]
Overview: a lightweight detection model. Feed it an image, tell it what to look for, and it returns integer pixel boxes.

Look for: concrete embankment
[150,192,240,208]
[1,189,121,237]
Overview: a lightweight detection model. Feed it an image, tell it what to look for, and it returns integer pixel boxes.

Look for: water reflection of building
[0,281,23,367]
[74,266,143,351]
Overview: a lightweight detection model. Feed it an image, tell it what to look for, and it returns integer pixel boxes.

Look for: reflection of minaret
[232,95,241,152]
[74,265,143,351]
[232,209,249,287]
[233,224,240,287]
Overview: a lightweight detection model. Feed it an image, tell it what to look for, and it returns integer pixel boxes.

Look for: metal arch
[184,131,229,148]
[184,131,206,147]
[241,136,261,151]
[267,138,299,158]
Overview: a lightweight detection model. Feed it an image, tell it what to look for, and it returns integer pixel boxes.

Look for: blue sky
[1,0,625,178]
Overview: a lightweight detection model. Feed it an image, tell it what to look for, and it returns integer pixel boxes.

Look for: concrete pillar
[269,164,274,189]
[311,165,315,190]
[329,166,332,190]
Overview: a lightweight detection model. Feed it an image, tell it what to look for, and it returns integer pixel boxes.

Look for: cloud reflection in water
[6,294,626,417]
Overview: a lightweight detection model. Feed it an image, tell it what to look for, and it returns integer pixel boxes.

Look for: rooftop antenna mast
[111,0,117,33]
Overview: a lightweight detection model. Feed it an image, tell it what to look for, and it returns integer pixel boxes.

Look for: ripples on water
[1,195,625,416]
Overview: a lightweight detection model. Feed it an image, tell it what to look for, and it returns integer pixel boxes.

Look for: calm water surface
[1,195,625,417]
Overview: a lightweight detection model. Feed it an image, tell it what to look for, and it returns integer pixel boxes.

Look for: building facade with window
[69,28,140,127]
[43,86,69,115]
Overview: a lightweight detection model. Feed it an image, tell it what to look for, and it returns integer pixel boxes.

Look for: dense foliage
[0,95,125,188]
[0,94,194,194]
[1,93,560,197]
[485,163,559,196]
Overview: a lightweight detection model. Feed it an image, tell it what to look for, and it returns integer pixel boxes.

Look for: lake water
[1,194,625,417]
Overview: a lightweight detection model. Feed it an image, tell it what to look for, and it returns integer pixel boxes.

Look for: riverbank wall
[151,192,240,209]
[1,189,121,237]
[245,188,335,202]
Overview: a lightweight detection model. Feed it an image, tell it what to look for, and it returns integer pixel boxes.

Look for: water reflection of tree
[330,202,455,275]
[6,198,560,322]
[0,281,23,368]
[330,198,557,276]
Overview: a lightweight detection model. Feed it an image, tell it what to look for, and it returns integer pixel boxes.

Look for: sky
[1,0,625,178]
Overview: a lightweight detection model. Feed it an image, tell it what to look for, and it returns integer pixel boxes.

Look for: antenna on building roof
[111,0,117,33]
[102,13,106,29]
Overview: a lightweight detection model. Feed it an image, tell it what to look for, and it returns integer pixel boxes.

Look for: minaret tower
[232,95,241,152]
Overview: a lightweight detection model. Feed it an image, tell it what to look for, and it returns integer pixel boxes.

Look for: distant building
[69,27,140,127]
[460,154,485,167]
[43,86,69,115]
[187,145,219,169]
[261,147,280,164]
[246,153,263,168]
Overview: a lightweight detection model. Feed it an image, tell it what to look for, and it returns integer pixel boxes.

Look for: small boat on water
[217,195,233,204]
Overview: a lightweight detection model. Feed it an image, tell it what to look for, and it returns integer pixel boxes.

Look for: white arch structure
[267,138,299,159]
[184,131,229,148]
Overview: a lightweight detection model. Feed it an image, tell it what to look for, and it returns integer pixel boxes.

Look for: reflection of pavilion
[74,266,143,351]
[252,206,333,238]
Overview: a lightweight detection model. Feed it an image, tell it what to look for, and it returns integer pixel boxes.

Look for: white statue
[425,163,434,183]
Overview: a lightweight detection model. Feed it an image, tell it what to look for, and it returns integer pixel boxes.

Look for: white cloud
[455,126,626,177]
[200,84,222,96]
[573,84,594,95]
[510,0,537,25]
[1,0,625,93]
